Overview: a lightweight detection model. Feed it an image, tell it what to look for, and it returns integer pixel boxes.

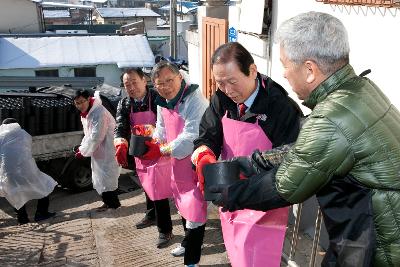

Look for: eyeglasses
[74,99,88,106]
[154,75,179,88]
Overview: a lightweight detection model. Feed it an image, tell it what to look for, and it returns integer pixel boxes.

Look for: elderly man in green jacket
[210,11,400,267]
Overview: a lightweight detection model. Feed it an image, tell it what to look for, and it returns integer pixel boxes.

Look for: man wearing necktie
[191,42,303,267]
[114,68,173,249]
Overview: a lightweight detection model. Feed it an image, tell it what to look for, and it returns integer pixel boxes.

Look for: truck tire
[61,157,93,192]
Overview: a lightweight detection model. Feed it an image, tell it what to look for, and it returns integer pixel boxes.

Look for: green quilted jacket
[276,64,400,266]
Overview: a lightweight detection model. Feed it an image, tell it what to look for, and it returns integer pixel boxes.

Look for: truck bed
[32,131,83,161]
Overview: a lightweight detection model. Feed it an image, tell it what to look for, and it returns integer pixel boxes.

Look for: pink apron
[161,91,207,223]
[130,96,172,201]
[220,110,289,267]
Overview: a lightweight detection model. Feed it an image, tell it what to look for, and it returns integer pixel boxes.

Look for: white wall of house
[96,64,123,87]
[0,0,42,33]
[143,17,158,31]
[270,0,400,112]
[186,30,200,85]
[0,64,123,87]
[97,17,158,31]
[0,69,35,76]
[59,67,74,77]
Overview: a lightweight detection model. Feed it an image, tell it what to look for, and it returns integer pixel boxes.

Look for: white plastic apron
[0,123,57,209]
[220,110,289,267]
[130,96,172,201]
[81,100,120,195]
[161,90,207,223]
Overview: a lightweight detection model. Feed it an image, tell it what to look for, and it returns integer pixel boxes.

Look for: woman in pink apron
[140,61,208,267]
[192,42,302,266]
[114,68,173,249]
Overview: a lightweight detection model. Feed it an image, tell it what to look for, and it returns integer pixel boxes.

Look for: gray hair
[151,61,180,82]
[276,11,350,75]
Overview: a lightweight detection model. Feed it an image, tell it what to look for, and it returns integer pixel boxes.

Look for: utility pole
[170,0,177,59]
[180,0,183,20]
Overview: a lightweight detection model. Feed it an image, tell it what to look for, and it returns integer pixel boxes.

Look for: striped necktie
[238,103,247,118]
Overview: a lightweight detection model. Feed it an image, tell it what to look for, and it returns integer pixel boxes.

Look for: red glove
[75,149,84,160]
[141,140,162,160]
[115,143,128,167]
[196,152,217,194]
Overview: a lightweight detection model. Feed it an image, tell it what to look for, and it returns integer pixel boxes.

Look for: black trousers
[181,217,206,265]
[101,190,121,209]
[16,196,49,222]
[145,193,172,234]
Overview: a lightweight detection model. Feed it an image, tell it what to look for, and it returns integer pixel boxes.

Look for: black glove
[73,145,80,153]
[209,179,249,212]
[210,168,291,212]
[209,184,234,212]
[229,149,274,178]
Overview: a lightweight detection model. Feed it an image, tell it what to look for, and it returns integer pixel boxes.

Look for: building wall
[96,17,106,24]
[0,69,35,76]
[98,17,157,30]
[0,0,42,33]
[96,64,123,87]
[186,30,200,85]
[45,18,73,25]
[0,64,123,88]
[117,0,146,8]
[270,0,400,112]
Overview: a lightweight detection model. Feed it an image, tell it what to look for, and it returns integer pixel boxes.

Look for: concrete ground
[0,170,323,267]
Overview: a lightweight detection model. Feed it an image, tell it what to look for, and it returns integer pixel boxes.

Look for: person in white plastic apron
[73,90,121,211]
[139,61,208,267]
[114,68,173,248]
[192,42,302,266]
[0,118,57,224]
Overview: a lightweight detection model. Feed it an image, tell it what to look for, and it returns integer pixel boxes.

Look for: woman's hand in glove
[115,143,128,167]
[196,153,217,194]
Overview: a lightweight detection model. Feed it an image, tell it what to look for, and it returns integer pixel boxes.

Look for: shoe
[109,202,121,209]
[170,244,185,257]
[17,217,30,225]
[157,232,173,248]
[96,204,110,212]
[34,212,56,222]
[135,217,155,229]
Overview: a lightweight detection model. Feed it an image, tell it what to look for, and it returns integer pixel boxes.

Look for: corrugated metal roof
[160,1,198,14]
[96,8,161,18]
[42,1,94,10]
[43,9,71,18]
[79,0,108,3]
[0,35,155,69]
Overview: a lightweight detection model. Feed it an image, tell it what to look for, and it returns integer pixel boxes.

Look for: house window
[238,0,272,35]
[315,0,400,7]
[35,69,59,77]
[74,67,96,77]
